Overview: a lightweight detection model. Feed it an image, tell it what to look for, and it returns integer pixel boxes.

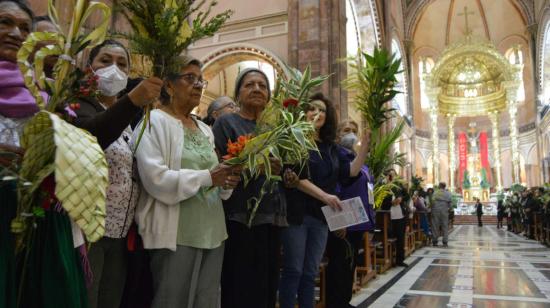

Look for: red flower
[283,98,299,108]
[69,102,81,110]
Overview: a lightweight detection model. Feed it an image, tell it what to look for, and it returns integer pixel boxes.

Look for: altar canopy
[420,6,525,199]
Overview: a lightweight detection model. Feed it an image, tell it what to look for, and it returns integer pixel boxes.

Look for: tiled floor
[352,225,550,307]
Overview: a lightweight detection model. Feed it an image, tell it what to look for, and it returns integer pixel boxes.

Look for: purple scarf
[0,60,46,118]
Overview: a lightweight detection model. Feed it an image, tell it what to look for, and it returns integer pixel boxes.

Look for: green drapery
[1,182,88,308]
[0,182,17,308]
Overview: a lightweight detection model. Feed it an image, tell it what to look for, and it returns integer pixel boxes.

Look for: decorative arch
[536,7,550,103]
[527,143,539,165]
[196,43,289,117]
[200,43,289,80]
[498,34,529,53]
[349,0,383,52]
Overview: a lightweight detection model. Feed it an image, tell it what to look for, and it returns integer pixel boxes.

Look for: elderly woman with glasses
[133,55,241,308]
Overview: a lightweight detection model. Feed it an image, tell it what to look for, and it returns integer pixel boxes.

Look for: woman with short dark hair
[213,68,284,308]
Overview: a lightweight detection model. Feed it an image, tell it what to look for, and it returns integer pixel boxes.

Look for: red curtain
[479,131,491,182]
[458,132,468,186]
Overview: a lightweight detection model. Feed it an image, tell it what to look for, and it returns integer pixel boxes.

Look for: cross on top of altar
[458,6,475,38]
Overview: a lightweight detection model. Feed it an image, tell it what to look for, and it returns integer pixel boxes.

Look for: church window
[392,39,408,115]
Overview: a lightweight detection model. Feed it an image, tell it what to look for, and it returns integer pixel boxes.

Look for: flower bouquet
[118,0,232,151]
[223,65,329,225]
[11,0,112,245]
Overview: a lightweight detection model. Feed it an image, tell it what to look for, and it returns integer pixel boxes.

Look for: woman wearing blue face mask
[71,39,163,308]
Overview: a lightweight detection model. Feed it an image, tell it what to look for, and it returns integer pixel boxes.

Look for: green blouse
[176,126,227,249]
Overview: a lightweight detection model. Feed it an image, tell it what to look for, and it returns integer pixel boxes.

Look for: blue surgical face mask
[340,132,358,150]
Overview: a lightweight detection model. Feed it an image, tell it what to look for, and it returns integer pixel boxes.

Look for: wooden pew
[405,215,415,257]
[315,261,327,308]
[534,213,542,242]
[355,233,377,286]
[414,211,429,248]
[374,210,393,273]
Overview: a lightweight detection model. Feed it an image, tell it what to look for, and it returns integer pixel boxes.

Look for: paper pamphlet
[321,197,369,231]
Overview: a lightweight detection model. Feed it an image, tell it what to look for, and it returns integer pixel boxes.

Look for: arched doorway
[197,44,288,117]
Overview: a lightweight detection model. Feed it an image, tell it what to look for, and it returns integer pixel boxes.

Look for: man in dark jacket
[476,198,483,227]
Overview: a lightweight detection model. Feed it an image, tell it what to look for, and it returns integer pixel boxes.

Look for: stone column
[447,114,456,192]
[430,106,439,184]
[288,0,348,118]
[427,88,440,185]
[508,100,521,183]
[488,111,503,191]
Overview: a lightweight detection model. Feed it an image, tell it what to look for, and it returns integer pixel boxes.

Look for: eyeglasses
[177,73,208,89]
[217,102,237,111]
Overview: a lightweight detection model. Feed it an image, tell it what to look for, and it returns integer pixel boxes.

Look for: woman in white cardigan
[133,56,241,308]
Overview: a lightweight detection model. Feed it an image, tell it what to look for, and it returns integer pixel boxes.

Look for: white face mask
[94,64,128,97]
[340,132,358,150]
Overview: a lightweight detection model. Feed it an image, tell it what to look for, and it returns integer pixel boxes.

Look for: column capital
[402,39,415,54]
[526,23,538,37]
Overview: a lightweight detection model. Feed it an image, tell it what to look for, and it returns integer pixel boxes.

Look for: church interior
[5,0,550,307]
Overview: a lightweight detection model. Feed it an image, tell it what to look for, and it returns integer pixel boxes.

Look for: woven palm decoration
[19,112,108,242]
[14,0,111,242]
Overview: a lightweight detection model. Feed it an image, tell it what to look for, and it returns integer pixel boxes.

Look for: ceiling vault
[475,0,491,41]
[445,0,455,45]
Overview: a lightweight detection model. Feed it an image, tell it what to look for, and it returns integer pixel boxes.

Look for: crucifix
[458,6,474,38]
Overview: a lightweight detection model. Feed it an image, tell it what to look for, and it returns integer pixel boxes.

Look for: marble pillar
[488,111,503,191]
[508,100,521,183]
[447,114,456,192]
[430,106,439,184]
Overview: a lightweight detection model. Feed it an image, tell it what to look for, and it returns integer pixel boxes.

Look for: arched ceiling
[409,0,529,52]
[408,0,536,133]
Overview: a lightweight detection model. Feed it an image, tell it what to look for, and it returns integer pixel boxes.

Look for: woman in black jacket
[72,40,162,308]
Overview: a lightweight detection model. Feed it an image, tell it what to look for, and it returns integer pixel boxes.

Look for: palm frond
[119,0,232,78]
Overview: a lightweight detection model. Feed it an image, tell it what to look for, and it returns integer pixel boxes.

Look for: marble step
[453,215,498,225]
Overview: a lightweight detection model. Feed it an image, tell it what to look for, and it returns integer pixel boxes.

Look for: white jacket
[132,109,231,251]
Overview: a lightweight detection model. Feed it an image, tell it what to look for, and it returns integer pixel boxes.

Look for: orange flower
[224,134,252,161]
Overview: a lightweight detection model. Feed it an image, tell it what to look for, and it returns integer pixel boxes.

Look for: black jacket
[476,202,483,216]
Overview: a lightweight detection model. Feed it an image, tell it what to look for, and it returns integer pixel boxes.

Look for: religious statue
[461,122,491,202]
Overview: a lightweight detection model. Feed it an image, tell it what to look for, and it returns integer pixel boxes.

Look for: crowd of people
[1,1,514,308]
[0,2,378,308]
[501,187,550,240]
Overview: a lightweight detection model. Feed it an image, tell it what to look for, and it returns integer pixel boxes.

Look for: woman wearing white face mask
[71,39,163,308]
[324,119,375,308]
